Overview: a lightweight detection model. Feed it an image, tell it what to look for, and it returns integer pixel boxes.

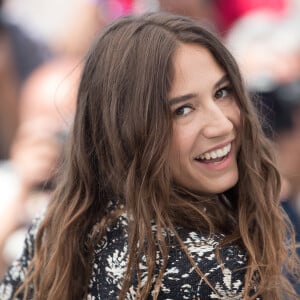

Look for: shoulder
[0,216,42,300]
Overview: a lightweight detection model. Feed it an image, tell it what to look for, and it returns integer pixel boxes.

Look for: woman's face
[168,43,241,194]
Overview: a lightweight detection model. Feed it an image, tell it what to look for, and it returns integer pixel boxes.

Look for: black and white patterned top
[0,212,261,299]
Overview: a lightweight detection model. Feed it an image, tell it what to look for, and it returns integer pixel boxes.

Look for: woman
[0,12,299,299]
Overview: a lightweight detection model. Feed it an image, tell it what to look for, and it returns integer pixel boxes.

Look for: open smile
[194,143,232,165]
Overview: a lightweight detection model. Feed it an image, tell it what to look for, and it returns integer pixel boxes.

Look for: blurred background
[0,0,300,292]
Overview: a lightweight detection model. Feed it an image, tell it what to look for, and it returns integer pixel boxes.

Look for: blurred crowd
[0,0,300,292]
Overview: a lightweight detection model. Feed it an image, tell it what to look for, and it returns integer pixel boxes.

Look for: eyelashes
[174,105,194,117]
[172,85,234,118]
[214,85,233,100]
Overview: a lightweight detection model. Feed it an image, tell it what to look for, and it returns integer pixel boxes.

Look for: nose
[201,103,234,139]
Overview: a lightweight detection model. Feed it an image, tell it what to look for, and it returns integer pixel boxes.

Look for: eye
[215,86,233,100]
[173,105,193,117]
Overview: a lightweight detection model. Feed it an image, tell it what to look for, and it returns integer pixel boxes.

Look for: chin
[212,177,239,194]
[193,175,239,195]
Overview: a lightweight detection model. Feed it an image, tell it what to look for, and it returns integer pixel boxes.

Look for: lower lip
[195,147,233,171]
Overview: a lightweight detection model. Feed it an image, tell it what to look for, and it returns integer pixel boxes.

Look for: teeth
[196,143,231,160]
[204,153,210,160]
[211,151,217,159]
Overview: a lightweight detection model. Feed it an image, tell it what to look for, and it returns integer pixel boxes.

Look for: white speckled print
[0,210,262,299]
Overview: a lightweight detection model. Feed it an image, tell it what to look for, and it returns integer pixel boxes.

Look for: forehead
[169,43,225,97]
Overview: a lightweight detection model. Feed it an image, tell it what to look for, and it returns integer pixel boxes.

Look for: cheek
[233,107,244,154]
[225,103,241,146]
[170,126,184,160]
[220,100,241,130]
[170,127,191,170]
[231,104,241,128]
[171,123,196,158]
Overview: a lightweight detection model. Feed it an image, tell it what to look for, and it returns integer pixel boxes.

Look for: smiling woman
[0,12,299,300]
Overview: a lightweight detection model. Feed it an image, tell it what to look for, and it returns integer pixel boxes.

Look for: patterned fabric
[0,212,261,299]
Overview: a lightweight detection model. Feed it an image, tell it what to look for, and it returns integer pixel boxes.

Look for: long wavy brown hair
[17,12,299,299]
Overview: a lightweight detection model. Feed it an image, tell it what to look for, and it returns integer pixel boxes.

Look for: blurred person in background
[226,11,300,88]
[0,0,107,277]
[0,0,50,160]
[88,0,159,26]
[0,57,80,278]
[226,10,300,293]
[0,17,18,160]
[2,0,161,58]
[215,0,290,35]
[2,0,107,57]
[158,0,219,33]
[157,0,291,36]
[256,75,300,294]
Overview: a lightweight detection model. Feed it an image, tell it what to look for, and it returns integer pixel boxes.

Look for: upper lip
[194,139,234,158]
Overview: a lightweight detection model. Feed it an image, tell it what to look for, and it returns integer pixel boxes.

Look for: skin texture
[169,43,240,194]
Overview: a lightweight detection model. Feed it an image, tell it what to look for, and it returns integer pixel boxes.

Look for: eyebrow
[215,74,229,89]
[168,93,197,106]
[168,74,229,106]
